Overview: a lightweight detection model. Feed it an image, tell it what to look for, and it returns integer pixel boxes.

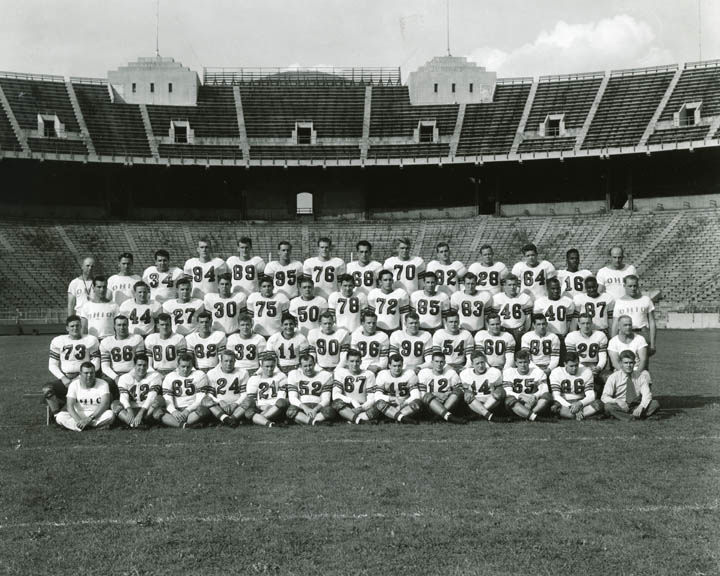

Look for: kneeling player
[113,355,163,427]
[373,354,423,424]
[549,352,602,420]
[502,349,551,421]
[287,354,336,425]
[157,354,212,428]
[55,363,115,432]
[417,352,466,423]
[332,349,379,424]
[205,350,249,426]
[459,350,505,421]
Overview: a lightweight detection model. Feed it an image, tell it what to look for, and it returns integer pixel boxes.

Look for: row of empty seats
[369,86,458,138]
[1,208,718,313]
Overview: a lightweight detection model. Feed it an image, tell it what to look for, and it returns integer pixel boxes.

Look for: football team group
[46,236,660,431]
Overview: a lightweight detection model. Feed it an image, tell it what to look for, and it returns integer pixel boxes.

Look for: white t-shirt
[107,274,142,305]
[596,264,637,299]
[613,296,654,329]
[67,378,110,414]
[78,301,118,339]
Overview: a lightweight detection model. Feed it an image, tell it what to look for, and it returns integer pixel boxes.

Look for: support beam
[65,80,96,157]
[232,86,250,159]
[510,79,538,154]
[0,84,29,153]
[575,72,610,151]
[449,103,466,157]
[360,86,372,161]
[138,104,159,159]
[639,65,683,146]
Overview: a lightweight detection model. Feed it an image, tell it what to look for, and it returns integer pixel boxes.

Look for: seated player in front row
[286,354,336,425]
[332,349,380,424]
[373,354,423,424]
[113,355,163,427]
[156,353,212,428]
[549,352,603,420]
[502,349,552,421]
[601,350,660,421]
[55,363,115,432]
[417,352,467,423]
[459,350,505,421]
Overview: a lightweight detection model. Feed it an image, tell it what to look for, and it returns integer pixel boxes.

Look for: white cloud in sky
[469,14,676,77]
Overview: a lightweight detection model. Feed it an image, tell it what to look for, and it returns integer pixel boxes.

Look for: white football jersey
[145,333,187,374]
[287,366,333,405]
[549,366,594,402]
[118,300,162,336]
[350,328,389,371]
[533,295,575,336]
[183,257,227,299]
[389,329,433,370]
[265,332,309,370]
[307,327,350,370]
[245,292,290,337]
[289,295,328,336]
[450,290,492,333]
[596,264,637,299]
[78,301,118,339]
[374,369,420,405]
[332,367,376,406]
[383,256,425,295]
[573,292,615,331]
[161,369,209,410]
[502,366,548,398]
[426,260,467,295]
[185,331,227,371]
[346,260,383,296]
[303,257,346,300]
[564,330,608,367]
[432,329,474,368]
[117,371,162,409]
[511,260,556,298]
[467,261,508,295]
[491,292,533,331]
[367,288,410,331]
[203,292,248,335]
[556,269,592,296]
[459,366,503,398]
[107,274,141,306]
[410,290,450,331]
[49,334,100,379]
[418,366,460,402]
[264,260,304,299]
[100,334,145,377]
[142,266,184,303]
[474,330,516,369]
[520,331,560,369]
[247,370,288,408]
[226,255,266,295]
[162,298,205,336]
[207,366,249,404]
[328,291,367,333]
[226,332,267,372]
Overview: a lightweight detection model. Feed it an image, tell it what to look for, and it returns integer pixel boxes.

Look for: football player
[491,274,533,346]
[264,241,304,300]
[156,353,212,428]
[328,273,368,333]
[367,269,410,334]
[205,350,250,427]
[145,313,187,376]
[417,352,466,423]
[520,314,560,376]
[162,277,205,336]
[78,276,118,339]
[349,311,389,374]
[511,243,556,298]
[467,244,508,296]
[99,315,145,396]
[565,313,608,398]
[459,350,505,421]
[67,256,95,315]
[303,237,345,300]
[185,311,227,372]
[119,281,162,337]
[203,272,248,335]
[54,363,115,432]
[597,246,637,299]
[432,310,473,371]
[286,354,336,425]
[388,312,433,372]
[143,249,184,304]
[556,249,591,297]
[410,271,450,333]
[113,354,162,427]
[533,277,574,338]
[572,276,614,334]
[246,275,290,337]
[266,314,309,374]
[346,240,382,296]
[289,276,328,336]
[549,352,602,420]
[474,314,516,369]
[502,349,551,421]
[383,237,425,295]
[426,242,467,295]
[226,236,266,296]
[107,252,141,306]
[307,312,350,371]
[45,315,101,416]
[226,314,267,376]
[332,349,379,424]
[246,355,290,423]
[373,354,423,424]
[183,237,227,299]
[450,272,491,335]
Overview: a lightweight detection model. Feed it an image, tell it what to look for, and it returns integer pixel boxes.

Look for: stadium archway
[296,191,313,215]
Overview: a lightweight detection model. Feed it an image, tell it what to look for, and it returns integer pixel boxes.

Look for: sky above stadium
[1,0,718,79]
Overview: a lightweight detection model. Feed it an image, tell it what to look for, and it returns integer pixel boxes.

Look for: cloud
[469,14,675,77]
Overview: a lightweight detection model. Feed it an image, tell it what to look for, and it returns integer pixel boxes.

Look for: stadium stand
[158,144,243,160]
[369,86,458,138]
[26,137,89,155]
[525,75,604,132]
[0,104,23,151]
[248,145,360,160]
[456,81,532,156]
[367,143,450,159]
[72,81,152,157]
[517,137,576,153]
[582,67,676,149]
[647,125,711,145]
[0,75,80,132]
[659,61,720,121]
[239,84,366,139]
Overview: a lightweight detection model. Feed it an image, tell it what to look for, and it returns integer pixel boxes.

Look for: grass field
[1,330,719,576]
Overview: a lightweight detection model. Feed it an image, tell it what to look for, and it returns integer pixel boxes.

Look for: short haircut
[80,361,95,371]
[238,313,253,324]
[609,246,625,256]
[356,240,372,251]
[361,310,377,322]
[281,313,297,325]
[319,311,334,321]
[502,274,519,284]
[259,275,273,285]
[470,350,487,361]
[176,277,191,288]
[396,237,411,248]
[486,313,501,323]
[218,272,232,282]
[261,354,276,364]
[585,276,597,285]
[522,243,538,254]
[531,313,546,324]
[220,349,236,359]
[299,275,314,286]
[317,237,332,246]
[566,248,579,259]
[92,275,107,285]
[238,236,253,247]
[546,277,560,287]
[114,315,129,324]
[156,312,171,323]
[346,349,362,360]
[388,353,404,365]
[378,269,393,280]
[515,349,531,362]
[479,244,493,253]
[337,273,353,284]
[619,350,636,362]
[134,354,149,365]
[423,271,437,281]
[623,274,639,284]
[405,311,420,322]
[198,236,211,246]
[464,272,477,281]
[154,249,170,260]
[299,353,315,364]
[564,351,579,363]
[197,310,212,321]
[577,312,592,321]
[66,314,81,325]
[435,241,449,252]
[178,353,194,364]
[133,281,149,291]
[617,315,632,324]
[445,310,459,320]
[431,351,445,360]
[118,252,134,261]
[278,240,291,249]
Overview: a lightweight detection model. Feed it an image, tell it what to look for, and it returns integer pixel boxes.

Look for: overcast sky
[1,0,718,80]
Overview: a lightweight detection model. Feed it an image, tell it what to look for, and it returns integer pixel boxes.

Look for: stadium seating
[367,143,450,159]
[240,84,365,139]
[582,68,675,149]
[0,75,79,132]
[72,82,152,157]
[456,81,532,156]
[525,75,604,132]
[517,137,576,153]
[147,86,239,139]
[4,208,719,318]
[26,137,88,155]
[369,86,458,138]
[0,105,22,151]
[659,62,720,122]
[647,125,710,145]
[158,144,243,160]
[248,145,360,160]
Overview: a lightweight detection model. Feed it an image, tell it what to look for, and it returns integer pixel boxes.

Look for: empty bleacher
[26,137,88,155]
[517,137,576,153]
[240,85,365,139]
[456,81,532,156]
[158,144,243,160]
[0,105,22,151]
[146,86,239,139]
[249,145,360,160]
[367,143,450,159]
[582,67,675,149]
[72,81,151,157]
[527,75,603,131]
[647,125,710,145]
[369,86,458,138]
[0,75,79,132]
[659,62,720,122]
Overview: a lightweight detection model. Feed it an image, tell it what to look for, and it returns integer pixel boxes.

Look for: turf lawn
[1,330,719,576]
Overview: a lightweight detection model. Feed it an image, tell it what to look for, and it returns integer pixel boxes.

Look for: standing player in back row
[143,249,184,304]
[597,246,637,299]
[303,237,345,300]
[468,245,508,296]
[107,252,141,306]
[426,242,467,296]
[264,241,304,300]
[383,237,425,295]
[184,237,227,299]
[512,243,556,299]
[226,236,266,296]
[67,256,96,315]
[346,240,383,297]
[328,274,367,334]
[246,276,290,337]
[557,249,592,297]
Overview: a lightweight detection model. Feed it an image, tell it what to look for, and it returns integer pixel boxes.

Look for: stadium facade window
[170,120,193,144]
[168,83,173,93]
[434,83,438,93]
[417,120,437,144]
[296,192,313,215]
[150,82,155,93]
[294,122,315,145]
[174,125,188,144]
[676,102,701,127]
[540,114,566,137]
[546,118,561,137]
[451,83,456,93]
[37,114,62,138]
[132,83,136,93]
[469,83,473,93]
[43,121,57,138]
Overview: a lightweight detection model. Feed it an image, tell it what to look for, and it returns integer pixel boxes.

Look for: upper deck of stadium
[0,56,718,166]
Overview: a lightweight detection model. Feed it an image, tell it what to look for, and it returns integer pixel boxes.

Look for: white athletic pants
[55,410,114,432]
